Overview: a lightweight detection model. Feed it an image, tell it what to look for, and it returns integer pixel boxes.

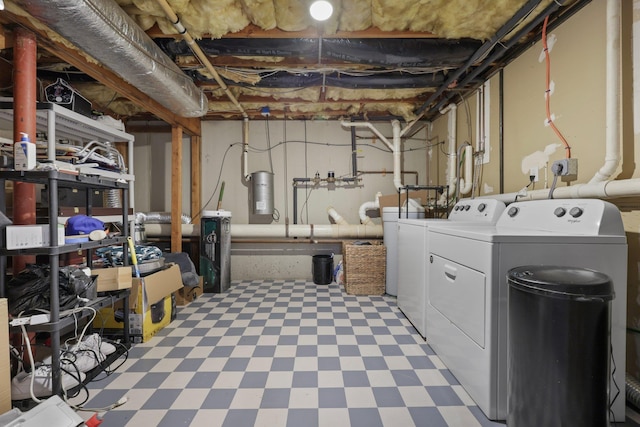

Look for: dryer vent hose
[626,373,640,409]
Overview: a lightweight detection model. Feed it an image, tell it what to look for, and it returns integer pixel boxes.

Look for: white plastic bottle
[14,132,36,171]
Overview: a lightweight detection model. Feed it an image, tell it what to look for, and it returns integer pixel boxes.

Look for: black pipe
[428,0,573,116]
[499,70,504,195]
[414,0,544,116]
[351,122,357,178]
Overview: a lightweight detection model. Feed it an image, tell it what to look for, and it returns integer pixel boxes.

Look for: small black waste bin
[507,265,614,427]
[312,254,333,285]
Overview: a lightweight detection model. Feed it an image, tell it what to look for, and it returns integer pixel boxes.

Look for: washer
[397,199,505,339]
[426,199,627,421]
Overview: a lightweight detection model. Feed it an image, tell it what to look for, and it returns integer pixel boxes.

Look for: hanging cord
[542,15,571,158]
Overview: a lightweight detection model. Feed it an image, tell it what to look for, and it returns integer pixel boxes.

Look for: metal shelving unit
[0,169,131,397]
[0,102,136,214]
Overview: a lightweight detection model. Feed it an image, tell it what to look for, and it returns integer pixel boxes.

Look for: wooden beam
[171,126,183,253]
[2,11,202,137]
[191,135,201,225]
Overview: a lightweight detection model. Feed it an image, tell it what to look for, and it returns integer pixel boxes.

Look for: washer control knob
[464,205,471,211]
[554,207,566,217]
[478,203,486,212]
[507,207,519,217]
[569,207,584,218]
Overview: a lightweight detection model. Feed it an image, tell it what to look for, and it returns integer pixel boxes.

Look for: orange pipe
[12,28,37,272]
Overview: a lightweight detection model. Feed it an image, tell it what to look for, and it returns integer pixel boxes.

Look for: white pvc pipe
[590,0,621,183]
[459,145,473,195]
[391,119,403,190]
[242,118,251,181]
[327,206,350,225]
[475,177,640,204]
[439,103,458,202]
[144,223,384,239]
[358,201,378,225]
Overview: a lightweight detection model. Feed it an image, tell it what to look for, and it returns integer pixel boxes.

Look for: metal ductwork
[20,0,208,118]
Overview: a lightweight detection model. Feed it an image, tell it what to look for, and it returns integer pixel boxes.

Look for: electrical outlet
[529,167,539,182]
[551,158,578,182]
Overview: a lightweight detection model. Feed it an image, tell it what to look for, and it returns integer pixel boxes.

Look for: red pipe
[13,28,37,272]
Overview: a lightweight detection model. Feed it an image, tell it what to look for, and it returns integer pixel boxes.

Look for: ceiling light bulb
[309,0,333,21]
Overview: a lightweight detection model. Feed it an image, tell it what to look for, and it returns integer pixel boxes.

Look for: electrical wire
[542,15,571,158]
[192,142,240,222]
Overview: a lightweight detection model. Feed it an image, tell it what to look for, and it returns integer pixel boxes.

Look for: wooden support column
[171,126,183,253]
[191,135,201,225]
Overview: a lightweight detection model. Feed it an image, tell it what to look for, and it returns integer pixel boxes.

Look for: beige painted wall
[429,0,640,376]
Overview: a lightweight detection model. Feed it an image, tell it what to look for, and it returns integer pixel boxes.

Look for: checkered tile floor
[75,280,631,426]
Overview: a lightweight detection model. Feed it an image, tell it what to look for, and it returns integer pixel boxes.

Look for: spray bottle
[14,132,36,171]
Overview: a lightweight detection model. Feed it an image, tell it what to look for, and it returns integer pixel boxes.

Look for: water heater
[251,171,274,215]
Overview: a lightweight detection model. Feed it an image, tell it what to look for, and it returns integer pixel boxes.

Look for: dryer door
[429,254,486,348]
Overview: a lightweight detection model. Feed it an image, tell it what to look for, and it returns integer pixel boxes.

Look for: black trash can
[507,265,614,427]
[312,254,333,285]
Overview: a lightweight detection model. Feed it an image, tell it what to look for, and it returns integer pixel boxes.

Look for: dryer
[425,199,627,421]
[397,199,506,339]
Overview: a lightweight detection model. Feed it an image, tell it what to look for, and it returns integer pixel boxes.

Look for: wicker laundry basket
[342,240,386,295]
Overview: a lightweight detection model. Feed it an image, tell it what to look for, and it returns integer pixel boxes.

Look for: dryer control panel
[497,199,624,236]
[449,199,506,223]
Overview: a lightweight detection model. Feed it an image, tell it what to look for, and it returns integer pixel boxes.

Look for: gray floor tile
[292,371,318,388]
[221,409,258,427]
[343,371,370,387]
[132,372,170,388]
[318,388,347,408]
[286,408,319,427]
[185,372,219,388]
[260,388,291,408]
[408,407,448,427]
[239,372,269,388]
[223,357,250,371]
[141,389,183,409]
[201,388,237,409]
[373,387,406,407]
[349,408,384,427]
[157,409,197,426]
[391,370,422,386]
[426,386,464,406]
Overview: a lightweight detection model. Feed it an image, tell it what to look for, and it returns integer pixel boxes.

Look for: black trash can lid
[508,265,614,301]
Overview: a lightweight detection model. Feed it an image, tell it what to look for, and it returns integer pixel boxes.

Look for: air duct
[20,0,208,118]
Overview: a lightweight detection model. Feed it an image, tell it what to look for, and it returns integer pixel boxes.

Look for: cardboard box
[0,299,10,414]
[96,296,171,343]
[174,276,203,306]
[93,266,132,292]
[93,264,182,342]
[377,190,430,216]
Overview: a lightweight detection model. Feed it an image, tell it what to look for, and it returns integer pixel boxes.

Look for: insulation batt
[128,0,553,39]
